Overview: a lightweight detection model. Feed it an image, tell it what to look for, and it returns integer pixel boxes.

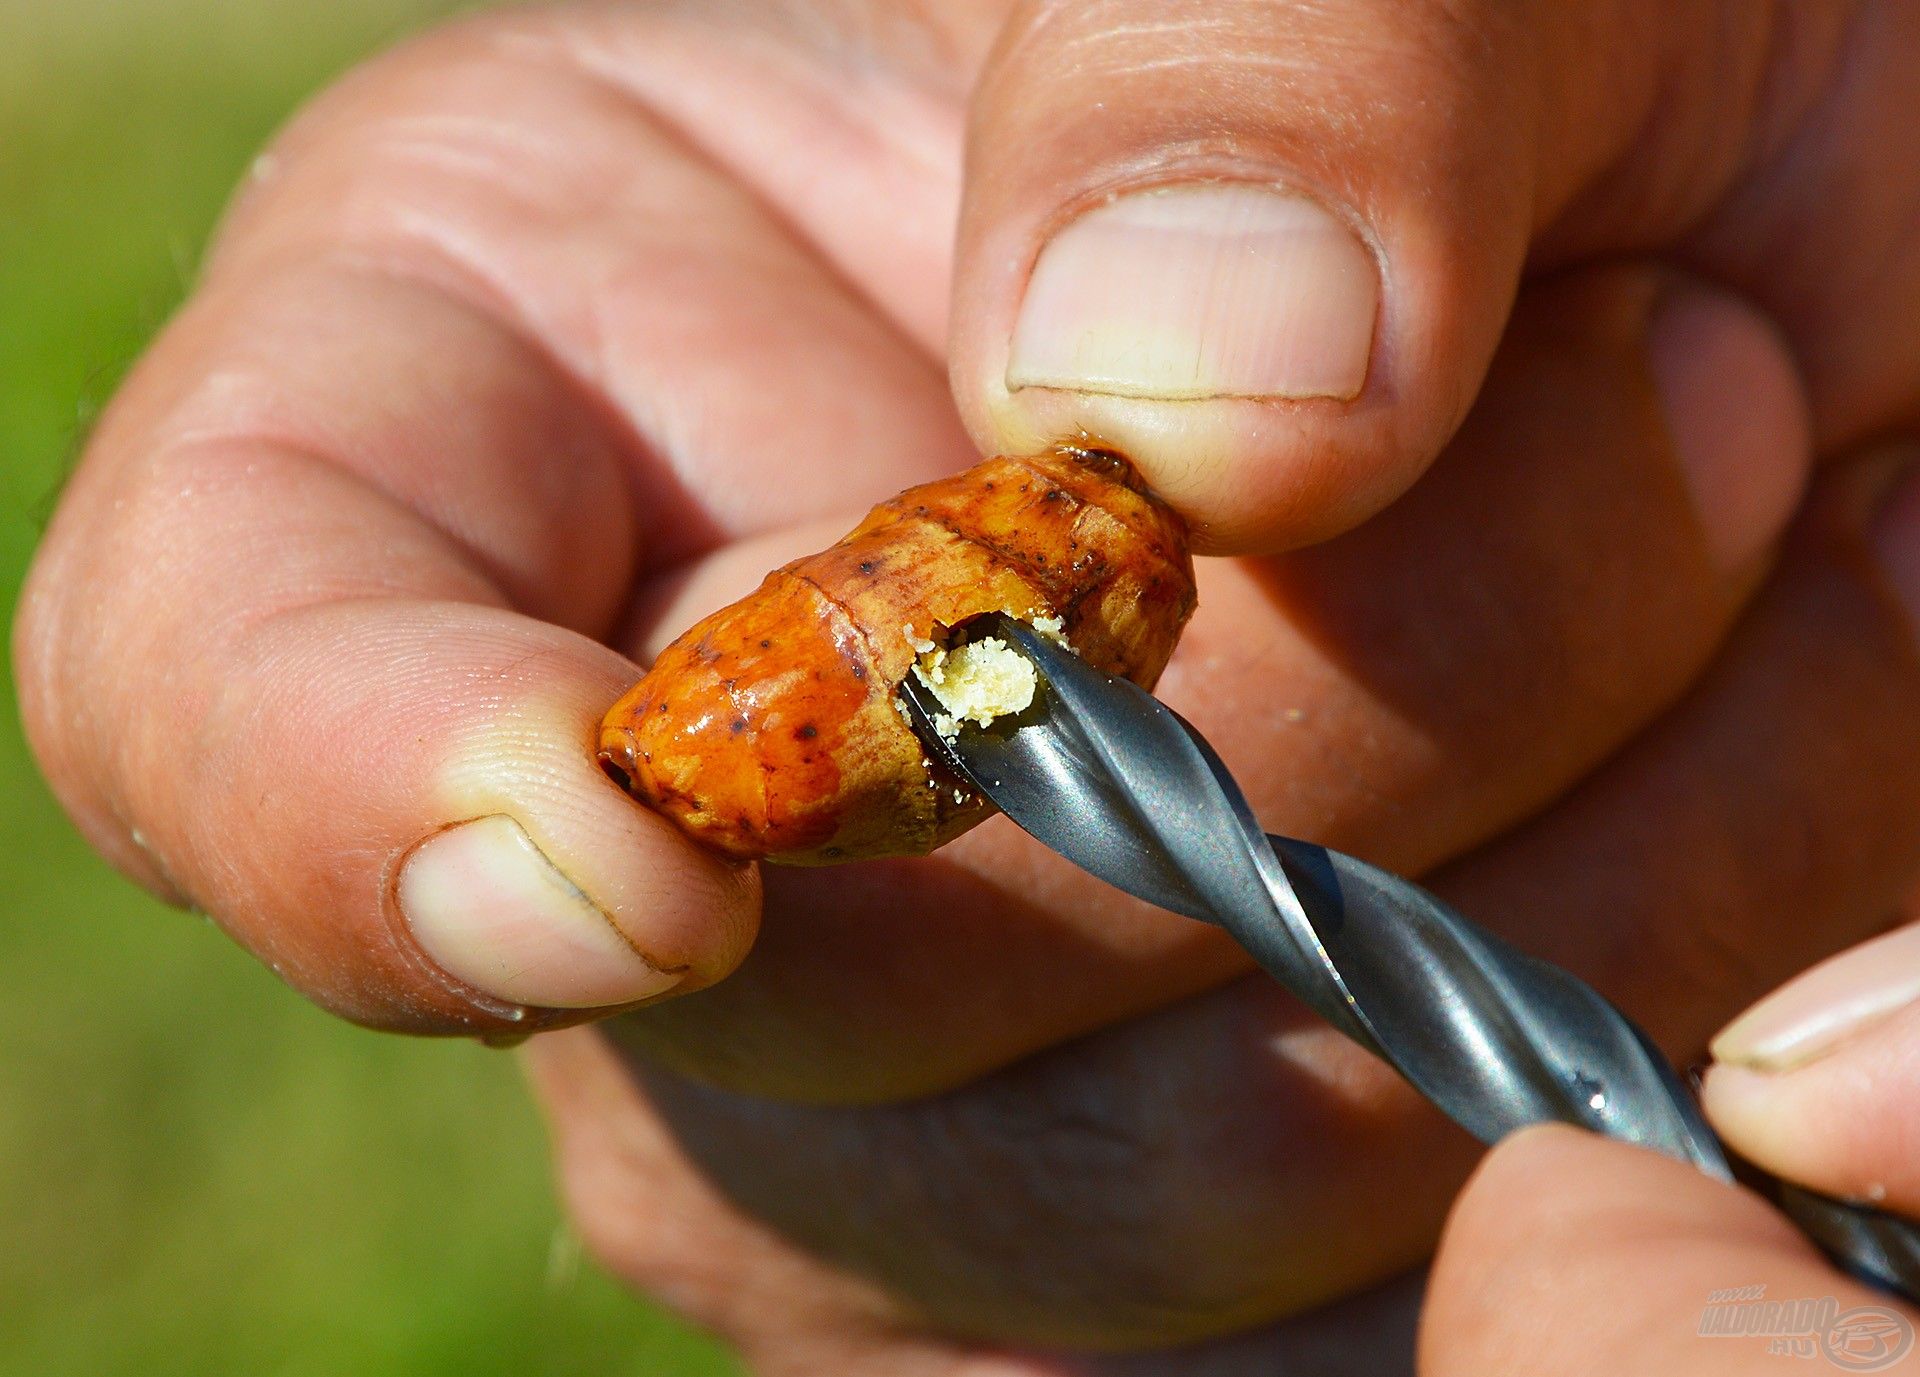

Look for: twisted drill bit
[898,614,1920,1300]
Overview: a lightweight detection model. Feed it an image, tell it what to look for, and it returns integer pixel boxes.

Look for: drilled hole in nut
[597,750,635,794]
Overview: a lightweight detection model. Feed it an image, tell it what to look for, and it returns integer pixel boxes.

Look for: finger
[14,260,757,1028]
[1705,886,1920,1210]
[1708,973,1920,1218]
[1491,447,1920,1057]
[618,264,1809,1101]
[533,1027,1425,1377]
[949,0,1878,550]
[15,7,997,1030]
[1423,1126,1913,1377]
[574,444,1920,1346]
[526,1,980,355]
[212,10,977,554]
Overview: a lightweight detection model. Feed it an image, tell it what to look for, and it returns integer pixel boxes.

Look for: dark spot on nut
[730,717,748,735]
[859,560,877,574]
[796,723,818,740]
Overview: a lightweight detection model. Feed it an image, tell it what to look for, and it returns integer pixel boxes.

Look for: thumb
[15,234,764,1036]
[950,0,1786,551]
[1424,1125,1912,1376]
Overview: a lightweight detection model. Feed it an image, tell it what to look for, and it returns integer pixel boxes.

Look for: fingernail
[1007,182,1378,402]
[1712,923,1920,1071]
[1647,286,1810,574]
[398,815,682,1010]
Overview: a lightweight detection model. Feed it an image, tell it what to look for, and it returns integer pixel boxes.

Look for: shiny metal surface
[899,613,1920,1300]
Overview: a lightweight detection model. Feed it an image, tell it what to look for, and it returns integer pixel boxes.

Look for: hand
[15,0,1920,1364]
[1425,1128,1918,1376]
[1426,900,1920,1375]
[527,895,1920,1377]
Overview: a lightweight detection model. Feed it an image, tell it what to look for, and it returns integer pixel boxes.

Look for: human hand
[518,888,1920,1376]
[16,0,1920,1363]
[1424,1128,1917,1376]
[1425,899,1920,1375]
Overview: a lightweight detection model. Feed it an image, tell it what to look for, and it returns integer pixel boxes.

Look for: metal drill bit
[898,613,1920,1300]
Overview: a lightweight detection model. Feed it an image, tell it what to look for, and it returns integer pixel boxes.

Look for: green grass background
[0,3,738,1372]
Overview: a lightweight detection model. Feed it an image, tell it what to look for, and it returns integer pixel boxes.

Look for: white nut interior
[910,636,1038,740]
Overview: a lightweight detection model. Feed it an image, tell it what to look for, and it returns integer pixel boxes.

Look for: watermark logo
[1700,1286,1913,1371]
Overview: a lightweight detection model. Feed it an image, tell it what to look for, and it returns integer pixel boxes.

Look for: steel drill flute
[899,614,1920,1300]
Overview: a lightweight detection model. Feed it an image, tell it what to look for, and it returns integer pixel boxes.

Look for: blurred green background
[0,3,737,1372]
